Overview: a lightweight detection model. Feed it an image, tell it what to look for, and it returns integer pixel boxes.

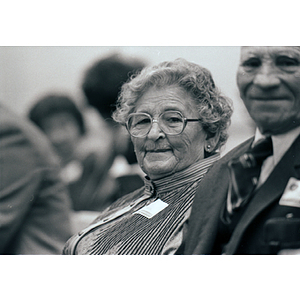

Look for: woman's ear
[204,131,221,153]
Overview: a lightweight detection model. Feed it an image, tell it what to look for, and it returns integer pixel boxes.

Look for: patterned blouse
[63,153,220,255]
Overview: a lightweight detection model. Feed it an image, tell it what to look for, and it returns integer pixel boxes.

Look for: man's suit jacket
[0,105,72,254]
[184,134,300,254]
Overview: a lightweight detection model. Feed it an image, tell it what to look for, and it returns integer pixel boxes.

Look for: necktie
[227,137,273,215]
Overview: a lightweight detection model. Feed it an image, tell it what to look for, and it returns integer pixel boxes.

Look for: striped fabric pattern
[78,154,219,255]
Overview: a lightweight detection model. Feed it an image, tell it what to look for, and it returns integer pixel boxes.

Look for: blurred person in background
[28,94,112,212]
[64,58,233,255]
[0,103,72,254]
[81,53,146,202]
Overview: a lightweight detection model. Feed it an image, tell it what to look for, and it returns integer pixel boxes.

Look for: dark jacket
[0,105,72,254]
[185,134,300,254]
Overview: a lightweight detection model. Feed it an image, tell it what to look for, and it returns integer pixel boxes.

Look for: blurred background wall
[0,46,255,153]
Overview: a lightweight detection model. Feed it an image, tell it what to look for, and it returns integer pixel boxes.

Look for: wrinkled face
[131,85,207,180]
[41,112,82,163]
[237,46,300,135]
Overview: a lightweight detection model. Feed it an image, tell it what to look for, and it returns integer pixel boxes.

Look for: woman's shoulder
[63,186,145,255]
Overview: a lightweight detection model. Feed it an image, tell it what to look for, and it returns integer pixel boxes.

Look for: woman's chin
[143,159,176,180]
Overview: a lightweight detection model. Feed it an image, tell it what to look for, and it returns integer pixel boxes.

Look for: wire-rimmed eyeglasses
[126,111,201,138]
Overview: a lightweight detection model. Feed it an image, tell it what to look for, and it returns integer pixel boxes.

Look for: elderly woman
[63,58,233,255]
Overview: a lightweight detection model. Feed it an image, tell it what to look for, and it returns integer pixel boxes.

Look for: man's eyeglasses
[126,111,201,138]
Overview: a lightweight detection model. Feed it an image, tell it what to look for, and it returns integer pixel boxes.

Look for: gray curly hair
[113,58,233,153]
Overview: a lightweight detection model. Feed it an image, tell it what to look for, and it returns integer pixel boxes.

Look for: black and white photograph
[1,1,299,299]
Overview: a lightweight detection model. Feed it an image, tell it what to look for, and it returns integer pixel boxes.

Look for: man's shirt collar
[254,126,300,166]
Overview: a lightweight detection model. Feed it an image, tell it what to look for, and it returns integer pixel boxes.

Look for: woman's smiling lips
[145,148,173,159]
[147,148,171,152]
[144,143,172,153]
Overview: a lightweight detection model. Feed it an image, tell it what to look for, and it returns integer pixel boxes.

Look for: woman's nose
[147,120,165,140]
[253,64,281,89]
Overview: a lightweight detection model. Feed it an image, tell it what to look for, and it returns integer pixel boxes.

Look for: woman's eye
[163,112,183,124]
[136,118,150,125]
[167,117,182,123]
[163,113,182,123]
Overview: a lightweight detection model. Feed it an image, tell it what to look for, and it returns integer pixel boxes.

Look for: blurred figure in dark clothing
[0,103,72,254]
[81,53,146,203]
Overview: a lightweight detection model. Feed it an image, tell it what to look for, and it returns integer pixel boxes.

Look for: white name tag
[279,177,300,208]
[133,199,169,219]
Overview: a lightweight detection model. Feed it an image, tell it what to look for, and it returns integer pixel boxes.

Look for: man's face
[237,46,300,135]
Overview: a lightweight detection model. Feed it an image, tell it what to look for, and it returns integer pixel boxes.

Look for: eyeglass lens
[127,111,185,137]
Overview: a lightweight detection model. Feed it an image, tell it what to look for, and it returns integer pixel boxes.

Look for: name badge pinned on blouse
[133,199,169,219]
[279,177,300,208]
